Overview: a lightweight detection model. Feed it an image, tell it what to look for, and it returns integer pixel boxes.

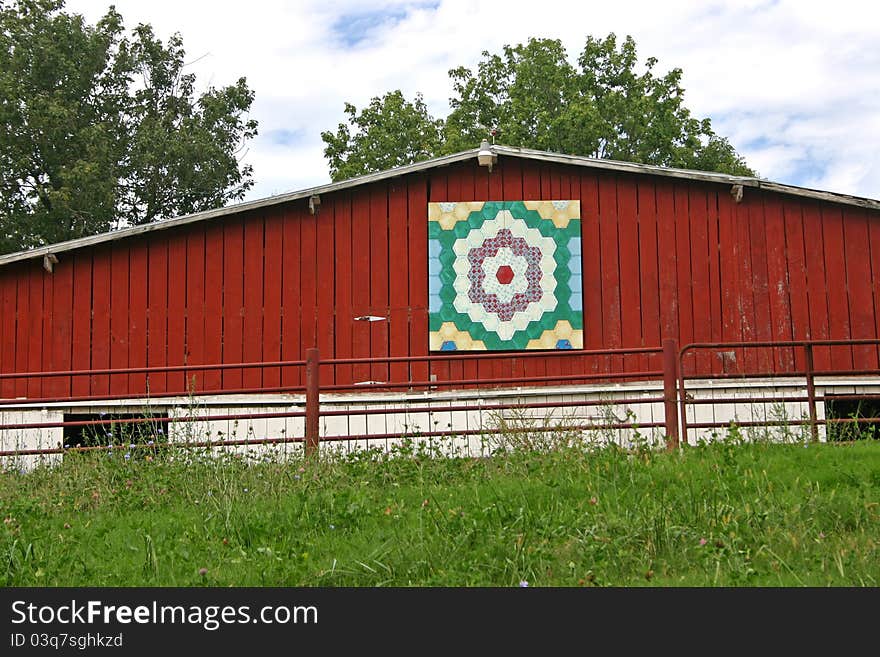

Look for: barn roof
[1,143,879,268]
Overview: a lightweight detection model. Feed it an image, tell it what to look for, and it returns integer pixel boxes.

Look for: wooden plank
[39,263,55,396]
[300,202,318,361]
[617,175,641,374]
[656,180,679,351]
[126,242,148,396]
[13,271,29,398]
[350,188,371,384]
[706,189,723,374]
[166,233,188,395]
[388,180,411,385]
[333,193,353,387]
[782,200,809,373]
[221,218,244,391]
[70,254,93,398]
[599,174,622,374]
[407,175,429,387]
[717,188,741,360]
[48,257,73,398]
[90,250,111,398]
[749,197,772,373]
[0,273,17,398]
[869,210,880,368]
[242,214,265,391]
[147,238,168,395]
[280,205,302,389]
[184,225,206,393]
[801,201,831,370]
[262,211,283,390]
[734,199,757,374]
[688,185,711,376]
[109,246,129,395]
[821,203,852,370]
[580,172,602,377]
[316,195,336,383]
[637,179,660,374]
[203,223,224,391]
[26,267,44,398]
[673,184,694,375]
[763,193,795,372]
[842,207,876,369]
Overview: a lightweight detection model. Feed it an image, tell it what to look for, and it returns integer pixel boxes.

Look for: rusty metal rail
[5,338,880,459]
[0,344,674,458]
[678,339,880,445]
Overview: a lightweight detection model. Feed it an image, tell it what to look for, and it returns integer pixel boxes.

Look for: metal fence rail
[678,339,880,444]
[4,338,880,459]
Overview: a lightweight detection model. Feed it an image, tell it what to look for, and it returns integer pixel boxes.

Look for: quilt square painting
[428,201,583,351]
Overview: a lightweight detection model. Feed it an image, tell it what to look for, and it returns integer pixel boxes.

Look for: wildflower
[129,443,135,449]
[198,568,208,577]
[818,532,826,539]
[294,475,300,480]
[158,429,164,434]
[243,488,248,492]
[124,453,131,460]
[329,524,335,530]
[589,497,598,505]
[63,523,71,529]
[64,444,70,449]
[147,440,154,446]
[699,538,707,546]
[519,580,529,587]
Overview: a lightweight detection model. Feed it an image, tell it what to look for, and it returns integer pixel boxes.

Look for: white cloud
[63,0,880,200]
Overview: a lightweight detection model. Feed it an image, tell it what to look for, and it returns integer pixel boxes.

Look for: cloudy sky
[65,0,880,202]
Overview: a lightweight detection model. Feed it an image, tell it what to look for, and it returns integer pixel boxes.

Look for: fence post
[804,343,819,443]
[663,339,680,451]
[305,348,320,457]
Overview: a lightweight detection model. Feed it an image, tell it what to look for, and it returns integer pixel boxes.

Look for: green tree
[321,90,444,182]
[0,0,257,254]
[322,34,753,181]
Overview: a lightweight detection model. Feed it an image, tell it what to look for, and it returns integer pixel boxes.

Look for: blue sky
[66,0,880,202]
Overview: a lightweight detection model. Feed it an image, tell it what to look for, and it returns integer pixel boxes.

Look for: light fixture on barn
[308,194,321,214]
[477,140,497,172]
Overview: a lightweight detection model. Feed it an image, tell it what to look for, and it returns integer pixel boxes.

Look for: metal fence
[3,338,880,459]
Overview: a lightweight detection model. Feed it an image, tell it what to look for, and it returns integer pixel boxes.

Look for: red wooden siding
[1,157,880,400]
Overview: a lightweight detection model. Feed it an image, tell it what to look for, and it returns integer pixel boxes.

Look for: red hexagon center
[495,264,515,285]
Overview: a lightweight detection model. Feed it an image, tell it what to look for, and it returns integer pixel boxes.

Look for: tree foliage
[323,34,753,182]
[0,0,258,254]
[321,90,444,182]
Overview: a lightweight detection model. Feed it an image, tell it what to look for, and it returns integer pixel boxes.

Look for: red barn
[2,144,880,462]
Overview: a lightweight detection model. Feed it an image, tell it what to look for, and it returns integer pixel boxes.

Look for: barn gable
[0,143,879,399]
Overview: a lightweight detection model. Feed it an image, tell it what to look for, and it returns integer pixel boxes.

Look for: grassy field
[2,433,879,586]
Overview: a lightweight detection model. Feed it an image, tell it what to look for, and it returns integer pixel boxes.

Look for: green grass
[2,435,879,586]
